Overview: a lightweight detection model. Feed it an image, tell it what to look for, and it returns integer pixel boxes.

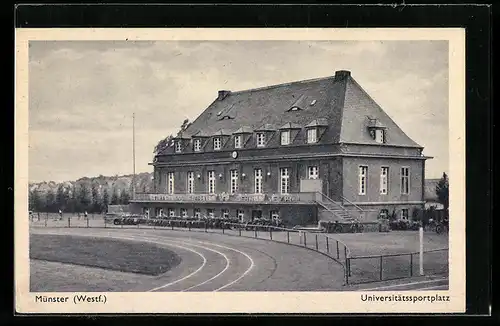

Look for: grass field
[30,234,182,276]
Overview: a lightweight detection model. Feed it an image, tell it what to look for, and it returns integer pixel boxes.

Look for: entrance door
[251,210,262,221]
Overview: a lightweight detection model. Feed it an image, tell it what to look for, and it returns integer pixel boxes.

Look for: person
[84,211,88,219]
[58,209,63,220]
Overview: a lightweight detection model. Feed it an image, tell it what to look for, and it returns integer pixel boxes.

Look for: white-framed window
[221,209,229,219]
[187,171,195,194]
[175,141,182,153]
[213,137,222,150]
[181,208,188,218]
[194,208,201,219]
[270,210,280,221]
[234,135,242,149]
[280,168,290,194]
[256,132,266,147]
[375,129,385,144]
[207,209,215,219]
[358,166,368,195]
[208,171,216,194]
[157,208,163,217]
[308,166,319,180]
[307,128,317,143]
[280,130,290,145]
[237,209,245,222]
[230,169,239,194]
[143,207,150,218]
[380,167,389,195]
[254,169,263,194]
[168,208,175,218]
[167,172,175,194]
[401,167,410,195]
[401,208,409,220]
[193,139,201,152]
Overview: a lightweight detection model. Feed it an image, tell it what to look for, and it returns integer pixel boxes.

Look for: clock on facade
[231,151,238,159]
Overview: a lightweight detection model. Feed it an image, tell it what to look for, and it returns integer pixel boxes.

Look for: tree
[29,188,42,212]
[119,190,130,205]
[110,187,119,205]
[101,188,110,213]
[91,183,101,213]
[55,185,69,211]
[45,189,56,213]
[153,118,191,156]
[77,183,91,213]
[435,172,449,212]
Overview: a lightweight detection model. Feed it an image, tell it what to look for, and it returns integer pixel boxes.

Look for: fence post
[269,227,273,240]
[287,231,290,243]
[44,216,47,227]
[86,217,89,228]
[410,253,413,277]
[379,255,384,281]
[188,222,191,231]
[326,237,329,253]
[239,227,242,237]
[337,241,340,259]
[171,223,174,230]
[315,234,319,250]
[68,217,71,228]
[345,257,350,285]
[304,233,307,247]
[205,221,207,233]
[254,228,257,238]
[222,224,225,234]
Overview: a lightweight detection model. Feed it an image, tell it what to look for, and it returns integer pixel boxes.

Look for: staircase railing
[340,195,364,213]
[314,192,352,220]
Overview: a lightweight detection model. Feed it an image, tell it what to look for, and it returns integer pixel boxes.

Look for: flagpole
[132,113,136,199]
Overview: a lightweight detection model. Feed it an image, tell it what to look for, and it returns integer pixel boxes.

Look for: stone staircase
[314,192,362,222]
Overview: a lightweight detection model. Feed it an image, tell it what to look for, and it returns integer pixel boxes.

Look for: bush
[389,219,421,231]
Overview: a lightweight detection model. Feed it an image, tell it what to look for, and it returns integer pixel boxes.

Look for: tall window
[401,167,410,195]
[280,130,290,145]
[167,172,175,194]
[207,209,214,219]
[193,139,201,152]
[280,168,290,194]
[194,208,201,219]
[168,208,175,218]
[308,166,319,179]
[213,137,222,150]
[221,209,229,219]
[254,169,263,194]
[256,132,266,147]
[401,208,409,220]
[307,128,317,143]
[234,135,242,149]
[358,166,368,195]
[187,171,194,194]
[230,170,239,194]
[208,171,216,194]
[237,209,245,222]
[180,208,188,218]
[175,141,182,153]
[380,167,389,195]
[270,210,280,221]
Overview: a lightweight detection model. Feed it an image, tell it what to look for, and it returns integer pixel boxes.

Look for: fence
[29,214,448,286]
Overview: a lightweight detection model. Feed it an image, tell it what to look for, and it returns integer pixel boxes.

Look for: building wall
[342,156,424,205]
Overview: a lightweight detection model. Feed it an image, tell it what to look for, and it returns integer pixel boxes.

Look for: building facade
[129,70,431,225]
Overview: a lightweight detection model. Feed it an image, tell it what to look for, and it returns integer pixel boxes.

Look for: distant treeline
[29,183,131,213]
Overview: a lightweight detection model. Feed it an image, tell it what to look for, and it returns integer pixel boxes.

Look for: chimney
[217,90,231,100]
[334,70,351,81]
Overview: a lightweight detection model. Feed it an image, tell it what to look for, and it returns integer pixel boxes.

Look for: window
[401,208,409,220]
[281,130,290,145]
[307,128,317,143]
[270,210,280,221]
[156,208,163,217]
[234,135,242,149]
[208,171,216,194]
[254,169,263,194]
[237,209,245,222]
[187,171,195,194]
[143,207,150,218]
[221,209,229,219]
[359,166,368,195]
[308,166,319,180]
[194,208,201,219]
[379,209,389,219]
[207,209,214,219]
[181,208,188,218]
[256,132,266,147]
[175,141,182,153]
[230,170,239,194]
[280,168,290,194]
[401,167,410,195]
[167,172,175,194]
[193,139,201,152]
[213,137,222,150]
[380,167,389,195]
[375,129,385,144]
[168,208,175,218]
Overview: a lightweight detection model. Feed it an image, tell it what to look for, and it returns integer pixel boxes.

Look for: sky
[28,40,448,183]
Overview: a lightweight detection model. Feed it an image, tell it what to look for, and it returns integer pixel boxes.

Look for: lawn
[30,234,182,276]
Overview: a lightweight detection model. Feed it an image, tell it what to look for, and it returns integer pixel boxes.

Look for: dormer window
[307,128,317,144]
[367,117,387,144]
[175,141,182,153]
[256,132,266,147]
[281,130,290,145]
[375,129,385,143]
[193,139,201,152]
[234,135,242,149]
[213,137,222,150]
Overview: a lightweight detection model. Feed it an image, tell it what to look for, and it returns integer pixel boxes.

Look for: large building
[129,70,431,226]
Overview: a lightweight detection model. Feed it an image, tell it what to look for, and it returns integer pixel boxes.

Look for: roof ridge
[229,75,335,95]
